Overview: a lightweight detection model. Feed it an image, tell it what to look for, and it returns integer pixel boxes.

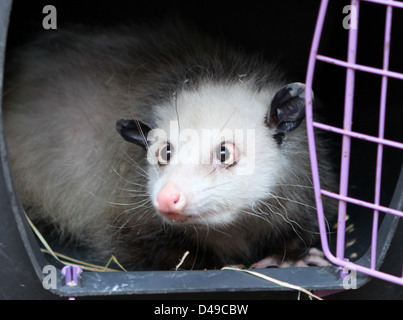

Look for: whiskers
[214,180,334,259]
[111,198,154,232]
[90,154,155,232]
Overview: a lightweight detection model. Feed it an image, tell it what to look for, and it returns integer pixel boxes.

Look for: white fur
[148,83,285,226]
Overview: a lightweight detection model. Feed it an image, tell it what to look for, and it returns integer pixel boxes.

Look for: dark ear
[116,119,155,150]
[268,82,310,134]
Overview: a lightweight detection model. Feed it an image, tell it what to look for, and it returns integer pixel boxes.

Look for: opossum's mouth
[158,208,235,227]
[162,211,195,223]
[155,206,213,224]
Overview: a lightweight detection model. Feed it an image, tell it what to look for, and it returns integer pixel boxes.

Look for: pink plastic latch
[61,265,82,287]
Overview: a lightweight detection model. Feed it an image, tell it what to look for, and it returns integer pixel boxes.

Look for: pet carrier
[0,0,401,299]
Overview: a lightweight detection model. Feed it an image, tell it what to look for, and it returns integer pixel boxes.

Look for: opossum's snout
[154,183,189,222]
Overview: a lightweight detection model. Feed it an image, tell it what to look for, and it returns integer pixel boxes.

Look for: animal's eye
[157,143,172,165]
[214,142,238,167]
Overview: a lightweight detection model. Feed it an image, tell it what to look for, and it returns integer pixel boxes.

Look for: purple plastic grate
[305,0,403,286]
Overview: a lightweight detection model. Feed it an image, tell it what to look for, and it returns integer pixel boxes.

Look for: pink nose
[156,183,186,215]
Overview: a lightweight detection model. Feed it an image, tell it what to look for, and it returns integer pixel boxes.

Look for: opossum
[3,23,336,270]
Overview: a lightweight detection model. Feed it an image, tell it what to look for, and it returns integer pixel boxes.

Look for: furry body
[3,24,335,270]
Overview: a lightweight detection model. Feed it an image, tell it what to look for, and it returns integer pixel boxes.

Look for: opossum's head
[116,82,308,227]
